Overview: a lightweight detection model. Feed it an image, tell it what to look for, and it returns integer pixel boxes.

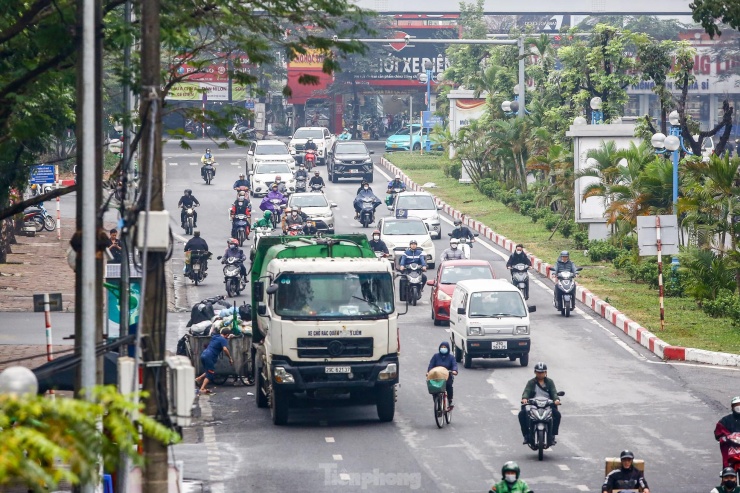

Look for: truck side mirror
[253,281,264,302]
[528,305,536,313]
[457,307,466,315]
[257,303,267,316]
[266,283,279,295]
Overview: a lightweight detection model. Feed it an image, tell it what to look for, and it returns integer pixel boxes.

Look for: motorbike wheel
[211,374,228,386]
[43,215,56,231]
[206,173,211,185]
[186,218,194,236]
[237,229,245,247]
[31,216,44,232]
[410,287,418,306]
[564,307,570,318]
[194,273,200,286]
[537,429,545,461]
[226,279,237,298]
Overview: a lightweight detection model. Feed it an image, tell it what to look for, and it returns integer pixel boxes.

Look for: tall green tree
[690,0,740,37]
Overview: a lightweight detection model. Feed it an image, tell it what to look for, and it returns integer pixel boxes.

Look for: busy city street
[165,140,739,493]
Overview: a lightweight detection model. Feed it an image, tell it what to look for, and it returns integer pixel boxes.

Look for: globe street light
[0,366,39,396]
[651,111,693,216]
[417,60,434,151]
[573,116,588,126]
[590,96,603,124]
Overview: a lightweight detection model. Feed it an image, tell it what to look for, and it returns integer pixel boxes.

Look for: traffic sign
[33,293,63,312]
[245,99,255,109]
[30,165,56,185]
[637,215,679,256]
[422,111,443,129]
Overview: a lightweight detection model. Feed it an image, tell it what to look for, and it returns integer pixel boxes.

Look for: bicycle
[428,377,454,428]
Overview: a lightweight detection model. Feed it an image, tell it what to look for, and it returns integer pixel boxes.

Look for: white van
[449,279,535,369]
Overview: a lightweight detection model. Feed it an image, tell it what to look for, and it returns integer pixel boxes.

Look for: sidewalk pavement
[381,157,740,368]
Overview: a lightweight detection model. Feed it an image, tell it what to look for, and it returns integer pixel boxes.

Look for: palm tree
[488,117,532,192]
[575,140,628,212]
[526,143,574,212]
[468,64,507,122]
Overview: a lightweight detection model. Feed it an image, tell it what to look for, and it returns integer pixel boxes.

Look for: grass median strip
[385,152,740,354]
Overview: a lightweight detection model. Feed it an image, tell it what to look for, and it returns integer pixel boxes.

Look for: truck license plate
[325,366,351,374]
[492,341,507,350]
[349,169,356,173]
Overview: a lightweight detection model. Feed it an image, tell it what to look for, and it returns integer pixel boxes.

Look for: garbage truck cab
[251,235,399,425]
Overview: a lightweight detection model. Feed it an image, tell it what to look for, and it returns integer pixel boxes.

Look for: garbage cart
[186,330,253,385]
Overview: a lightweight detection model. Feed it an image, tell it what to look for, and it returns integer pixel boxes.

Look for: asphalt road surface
[163,139,738,493]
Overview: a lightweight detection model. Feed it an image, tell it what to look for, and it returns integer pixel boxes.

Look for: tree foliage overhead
[690,0,740,38]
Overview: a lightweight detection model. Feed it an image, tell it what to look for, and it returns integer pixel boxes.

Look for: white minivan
[449,279,535,369]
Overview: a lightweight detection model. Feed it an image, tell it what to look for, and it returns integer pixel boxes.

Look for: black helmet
[534,362,547,373]
[184,189,192,194]
[501,461,520,478]
[362,180,369,185]
[620,450,634,460]
[721,467,737,478]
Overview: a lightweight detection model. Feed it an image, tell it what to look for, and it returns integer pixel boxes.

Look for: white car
[250,162,296,197]
[377,216,436,269]
[287,192,337,233]
[247,140,295,171]
[289,127,334,165]
[388,191,443,239]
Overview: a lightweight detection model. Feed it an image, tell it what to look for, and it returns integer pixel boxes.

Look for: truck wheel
[331,173,338,183]
[454,344,462,363]
[376,386,395,422]
[520,354,529,367]
[463,350,473,369]
[271,387,289,425]
[256,365,268,408]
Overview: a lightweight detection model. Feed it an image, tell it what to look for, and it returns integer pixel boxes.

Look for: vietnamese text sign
[422,111,444,129]
[30,165,56,184]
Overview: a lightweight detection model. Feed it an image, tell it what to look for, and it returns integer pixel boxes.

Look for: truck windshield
[273,272,394,319]
[468,291,526,318]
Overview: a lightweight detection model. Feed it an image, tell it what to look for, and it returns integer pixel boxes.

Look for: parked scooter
[230,121,255,140]
[182,204,197,235]
[295,176,307,193]
[202,158,216,185]
[399,263,424,306]
[511,263,530,300]
[185,250,211,285]
[23,204,55,232]
[358,197,376,228]
[554,268,582,317]
[218,255,247,297]
[523,391,565,461]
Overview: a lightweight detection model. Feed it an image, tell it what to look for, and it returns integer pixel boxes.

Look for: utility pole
[139,0,169,490]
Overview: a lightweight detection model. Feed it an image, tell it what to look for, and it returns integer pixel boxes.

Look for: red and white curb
[381,157,740,368]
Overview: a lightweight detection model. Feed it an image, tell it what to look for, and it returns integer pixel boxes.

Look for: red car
[428,260,496,325]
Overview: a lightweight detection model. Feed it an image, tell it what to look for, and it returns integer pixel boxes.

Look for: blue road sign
[422,111,444,129]
[30,165,56,184]
[245,99,255,109]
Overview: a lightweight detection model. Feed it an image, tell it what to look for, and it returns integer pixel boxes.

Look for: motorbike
[234,185,249,199]
[303,220,318,235]
[554,268,582,317]
[304,149,317,170]
[182,204,197,235]
[358,197,376,228]
[185,119,211,138]
[399,263,424,306]
[230,121,255,140]
[202,159,216,185]
[385,186,404,206]
[232,213,251,246]
[724,432,740,472]
[267,200,285,228]
[295,176,307,193]
[523,391,565,461]
[23,204,56,232]
[511,263,530,300]
[447,232,478,259]
[218,255,247,297]
[310,183,324,193]
[285,223,304,236]
[185,250,211,286]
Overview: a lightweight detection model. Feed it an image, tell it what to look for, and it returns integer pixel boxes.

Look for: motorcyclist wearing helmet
[554,250,577,309]
[440,238,465,263]
[489,462,531,493]
[282,207,305,234]
[450,218,475,245]
[272,175,288,195]
[309,170,325,189]
[222,239,247,281]
[715,396,740,467]
[399,239,427,289]
[295,165,308,181]
[602,450,650,493]
[713,468,740,493]
[304,137,318,152]
[519,362,561,444]
[253,210,273,229]
[339,128,352,140]
[230,193,252,239]
[200,148,216,178]
[369,229,388,254]
[184,230,210,276]
[386,174,406,193]
[507,244,531,269]
[177,189,200,227]
[233,172,250,191]
[353,181,380,219]
[427,341,458,408]
[260,183,287,217]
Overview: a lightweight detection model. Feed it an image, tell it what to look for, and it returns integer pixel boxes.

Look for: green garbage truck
[250,235,399,425]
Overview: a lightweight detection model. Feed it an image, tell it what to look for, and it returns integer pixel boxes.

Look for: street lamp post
[590,97,603,124]
[501,84,526,117]
[651,110,693,215]
[418,60,433,152]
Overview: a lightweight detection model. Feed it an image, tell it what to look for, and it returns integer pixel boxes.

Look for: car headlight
[515,325,529,335]
[274,367,294,384]
[378,363,397,380]
[467,326,483,336]
[364,158,373,164]
[437,290,451,301]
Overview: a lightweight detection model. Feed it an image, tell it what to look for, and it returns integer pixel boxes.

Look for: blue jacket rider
[222,239,247,280]
[399,239,428,288]
[427,340,458,407]
[353,184,381,216]
[232,172,250,190]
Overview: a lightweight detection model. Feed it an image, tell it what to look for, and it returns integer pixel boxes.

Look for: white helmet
[450,238,460,245]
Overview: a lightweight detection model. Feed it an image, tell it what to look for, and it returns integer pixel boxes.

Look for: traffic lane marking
[325,437,335,443]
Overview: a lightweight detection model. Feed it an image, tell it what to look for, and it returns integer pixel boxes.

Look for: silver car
[287,192,337,233]
[389,191,443,239]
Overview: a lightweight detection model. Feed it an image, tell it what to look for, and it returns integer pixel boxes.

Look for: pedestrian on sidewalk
[106,228,122,264]
[195,327,234,395]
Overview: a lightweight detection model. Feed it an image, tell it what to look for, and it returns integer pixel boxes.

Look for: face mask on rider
[363,186,369,190]
[734,405,740,416]
[516,249,523,254]
[504,474,517,484]
[439,347,448,355]
[451,244,458,250]
[373,235,380,241]
[724,480,737,489]
[292,212,297,217]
